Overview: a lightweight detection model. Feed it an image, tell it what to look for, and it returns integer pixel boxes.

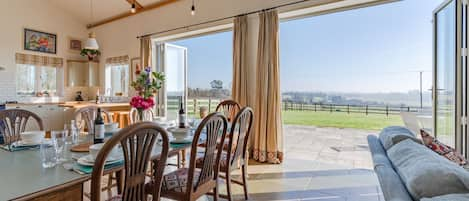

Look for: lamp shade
[84,32,99,50]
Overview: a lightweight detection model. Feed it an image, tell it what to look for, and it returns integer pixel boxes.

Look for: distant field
[282,110,404,131]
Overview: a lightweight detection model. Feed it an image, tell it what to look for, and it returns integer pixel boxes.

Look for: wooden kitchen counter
[58,102,131,112]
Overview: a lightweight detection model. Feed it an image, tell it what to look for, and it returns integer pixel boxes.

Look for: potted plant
[80,48,101,61]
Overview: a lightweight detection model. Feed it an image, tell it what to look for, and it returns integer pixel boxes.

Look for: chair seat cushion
[106,195,122,201]
[157,168,200,194]
[196,152,229,171]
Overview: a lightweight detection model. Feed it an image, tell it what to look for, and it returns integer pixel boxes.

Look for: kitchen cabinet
[66,60,99,87]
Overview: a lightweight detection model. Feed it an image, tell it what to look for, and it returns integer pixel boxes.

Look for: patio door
[433,0,465,153]
[155,43,188,120]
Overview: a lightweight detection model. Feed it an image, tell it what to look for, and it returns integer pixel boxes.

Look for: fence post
[300,103,303,111]
[330,104,333,113]
[193,99,197,114]
[386,105,389,116]
[347,104,350,114]
[314,103,317,112]
[407,107,410,112]
[366,105,368,116]
[208,98,212,112]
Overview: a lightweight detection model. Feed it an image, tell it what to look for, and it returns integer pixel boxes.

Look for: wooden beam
[87,0,180,29]
[126,0,143,9]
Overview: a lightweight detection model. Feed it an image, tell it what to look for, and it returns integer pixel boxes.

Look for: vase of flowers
[130,66,165,122]
[80,48,101,61]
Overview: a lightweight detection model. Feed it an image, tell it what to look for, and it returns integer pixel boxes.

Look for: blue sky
[173,0,444,93]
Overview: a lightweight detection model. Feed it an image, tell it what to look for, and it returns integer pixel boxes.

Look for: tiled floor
[88,125,383,201]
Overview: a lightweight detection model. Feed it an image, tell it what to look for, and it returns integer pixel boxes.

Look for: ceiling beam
[126,0,144,9]
[87,0,180,29]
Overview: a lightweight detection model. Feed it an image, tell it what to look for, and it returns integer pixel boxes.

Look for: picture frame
[24,28,57,54]
[131,57,141,82]
[69,39,82,51]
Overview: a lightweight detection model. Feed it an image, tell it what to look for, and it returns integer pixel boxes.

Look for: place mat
[0,144,39,152]
[170,141,192,149]
[73,160,124,174]
[71,142,93,152]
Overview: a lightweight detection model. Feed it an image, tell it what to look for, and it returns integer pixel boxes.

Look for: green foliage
[130,70,165,99]
[80,48,101,57]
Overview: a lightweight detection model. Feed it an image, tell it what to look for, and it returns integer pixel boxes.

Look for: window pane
[16,64,35,95]
[40,66,57,94]
[107,64,129,96]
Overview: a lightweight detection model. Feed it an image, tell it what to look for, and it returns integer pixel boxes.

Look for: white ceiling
[48,0,163,25]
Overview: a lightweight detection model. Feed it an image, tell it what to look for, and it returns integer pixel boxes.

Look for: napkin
[73,160,124,174]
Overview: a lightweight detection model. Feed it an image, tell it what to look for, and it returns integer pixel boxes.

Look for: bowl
[89,143,120,160]
[168,127,191,140]
[20,131,45,144]
[104,123,119,132]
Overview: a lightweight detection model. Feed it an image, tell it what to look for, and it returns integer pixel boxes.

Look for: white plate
[168,127,191,133]
[77,154,123,167]
[105,129,120,134]
[12,140,41,147]
[170,138,192,144]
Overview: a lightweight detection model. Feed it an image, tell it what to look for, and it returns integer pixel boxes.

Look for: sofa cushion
[421,194,469,201]
[367,135,414,201]
[420,129,468,166]
[379,126,421,150]
[387,139,469,200]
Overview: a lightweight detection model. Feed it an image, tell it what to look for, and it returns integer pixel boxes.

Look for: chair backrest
[226,107,254,168]
[0,109,44,145]
[216,100,241,123]
[90,122,169,201]
[187,112,227,194]
[400,112,421,135]
[129,108,154,124]
[74,106,111,133]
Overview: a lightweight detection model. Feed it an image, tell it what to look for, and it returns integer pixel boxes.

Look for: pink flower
[130,96,155,110]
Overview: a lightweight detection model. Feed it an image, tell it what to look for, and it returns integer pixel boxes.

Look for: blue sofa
[368,126,469,201]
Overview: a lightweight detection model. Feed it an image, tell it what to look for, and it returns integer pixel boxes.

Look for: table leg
[181,149,187,167]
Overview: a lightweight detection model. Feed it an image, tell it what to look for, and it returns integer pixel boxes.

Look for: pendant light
[191,0,195,16]
[85,0,99,50]
[131,3,136,13]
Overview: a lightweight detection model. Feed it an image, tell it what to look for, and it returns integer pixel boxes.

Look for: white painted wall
[0,0,88,102]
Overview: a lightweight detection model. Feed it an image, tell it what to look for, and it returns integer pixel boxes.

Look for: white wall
[0,0,88,102]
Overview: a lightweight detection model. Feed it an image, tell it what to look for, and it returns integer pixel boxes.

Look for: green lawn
[282,110,403,131]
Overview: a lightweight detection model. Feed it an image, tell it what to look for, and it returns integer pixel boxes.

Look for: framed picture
[131,57,141,82]
[24,28,57,54]
[69,39,82,51]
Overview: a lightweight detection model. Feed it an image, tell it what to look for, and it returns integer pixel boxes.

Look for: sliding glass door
[155,43,188,120]
[433,0,463,151]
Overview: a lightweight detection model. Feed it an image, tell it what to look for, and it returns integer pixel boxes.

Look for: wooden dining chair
[129,108,154,124]
[90,122,170,201]
[146,112,228,201]
[0,109,44,145]
[216,100,241,123]
[196,107,254,201]
[74,106,112,133]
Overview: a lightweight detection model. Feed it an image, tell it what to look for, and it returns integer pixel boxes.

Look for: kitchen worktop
[58,102,131,111]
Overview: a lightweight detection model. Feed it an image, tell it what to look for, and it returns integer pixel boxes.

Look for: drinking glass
[40,139,56,168]
[51,130,67,163]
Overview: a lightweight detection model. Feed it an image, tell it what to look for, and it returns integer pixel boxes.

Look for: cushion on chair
[106,195,122,201]
[196,152,229,171]
[159,168,200,193]
[379,126,421,150]
[387,139,469,200]
[420,129,467,166]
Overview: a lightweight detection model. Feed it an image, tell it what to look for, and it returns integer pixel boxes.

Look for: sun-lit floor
[86,125,383,201]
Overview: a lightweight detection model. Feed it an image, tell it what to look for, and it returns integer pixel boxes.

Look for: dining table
[0,130,194,201]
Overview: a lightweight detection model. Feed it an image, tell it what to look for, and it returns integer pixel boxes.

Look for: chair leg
[242,164,249,200]
[213,183,219,201]
[226,171,233,201]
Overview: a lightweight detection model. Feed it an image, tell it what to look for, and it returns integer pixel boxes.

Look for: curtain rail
[136,0,323,39]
